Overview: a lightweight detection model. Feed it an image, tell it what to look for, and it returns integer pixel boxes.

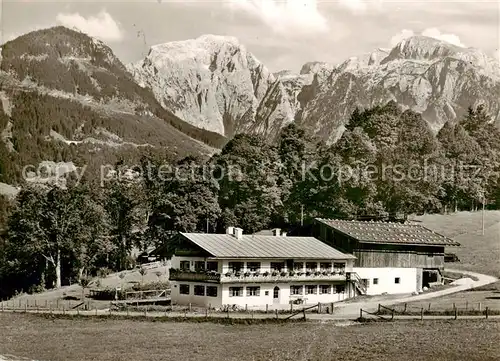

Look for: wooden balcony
[169,269,221,283]
[169,269,349,284]
[220,270,347,284]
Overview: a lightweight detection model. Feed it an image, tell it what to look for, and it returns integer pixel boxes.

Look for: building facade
[169,228,358,310]
[313,219,460,295]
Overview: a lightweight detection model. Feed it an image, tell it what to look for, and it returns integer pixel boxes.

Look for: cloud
[228,0,328,35]
[421,28,465,47]
[389,28,465,48]
[56,10,124,42]
[389,29,415,47]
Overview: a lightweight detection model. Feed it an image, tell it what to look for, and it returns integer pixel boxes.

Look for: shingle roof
[179,233,356,259]
[316,219,460,246]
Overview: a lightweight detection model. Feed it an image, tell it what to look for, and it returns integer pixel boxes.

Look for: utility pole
[482,192,485,236]
[301,205,304,227]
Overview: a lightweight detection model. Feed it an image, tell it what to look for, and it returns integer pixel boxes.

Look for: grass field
[0,313,499,361]
[414,210,500,277]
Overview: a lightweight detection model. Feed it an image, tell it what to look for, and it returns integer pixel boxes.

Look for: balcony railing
[221,270,347,284]
[169,268,349,284]
[169,269,221,283]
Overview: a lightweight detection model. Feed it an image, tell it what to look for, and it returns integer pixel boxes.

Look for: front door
[273,286,280,304]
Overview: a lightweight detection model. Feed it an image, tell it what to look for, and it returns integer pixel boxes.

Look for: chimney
[281,231,287,237]
[234,227,243,240]
[226,226,234,235]
[272,228,281,237]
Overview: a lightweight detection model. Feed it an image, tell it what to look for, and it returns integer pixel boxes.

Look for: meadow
[0,313,499,361]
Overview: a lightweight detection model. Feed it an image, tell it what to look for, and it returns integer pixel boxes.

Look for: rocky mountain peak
[130,34,275,136]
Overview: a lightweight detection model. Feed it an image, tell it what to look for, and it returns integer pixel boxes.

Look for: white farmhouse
[169,227,358,310]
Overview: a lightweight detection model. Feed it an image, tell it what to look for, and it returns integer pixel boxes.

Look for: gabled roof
[316,218,460,246]
[179,233,356,259]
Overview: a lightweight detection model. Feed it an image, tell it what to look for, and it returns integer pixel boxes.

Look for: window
[247,286,260,296]
[179,284,190,295]
[306,285,317,294]
[206,261,218,272]
[206,286,218,297]
[194,261,205,271]
[373,278,379,285]
[306,262,317,270]
[229,287,243,297]
[320,285,331,294]
[293,262,304,270]
[395,277,400,284]
[320,262,331,271]
[194,285,205,296]
[290,285,303,295]
[247,262,261,272]
[333,262,345,270]
[270,262,284,271]
[180,261,190,271]
[335,285,345,294]
[363,278,370,287]
[228,262,244,273]
[265,291,269,296]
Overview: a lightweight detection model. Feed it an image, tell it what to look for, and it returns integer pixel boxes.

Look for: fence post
[391,309,394,320]
[485,307,489,319]
[330,302,334,312]
[465,301,468,312]
[252,310,254,319]
[302,309,306,320]
[420,307,424,321]
[144,307,147,317]
[245,304,248,312]
[428,303,431,311]
[95,308,98,316]
[266,304,268,314]
[378,304,381,313]
[127,306,129,317]
[189,303,192,312]
[34,299,37,308]
[454,308,457,320]
[290,303,293,313]
[24,303,27,313]
[318,303,321,313]
[360,308,363,319]
[453,302,456,311]
[56,299,59,309]
[404,303,407,314]
[479,302,482,312]
[205,308,208,319]
[1,302,3,312]
[275,309,278,319]
[63,306,65,315]
[226,309,229,319]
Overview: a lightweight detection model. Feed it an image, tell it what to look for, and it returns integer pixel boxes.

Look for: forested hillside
[0,27,227,185]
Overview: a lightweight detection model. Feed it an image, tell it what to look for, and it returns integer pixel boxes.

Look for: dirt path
[328,268,498,318]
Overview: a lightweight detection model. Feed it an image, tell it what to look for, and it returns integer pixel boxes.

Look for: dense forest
[0,103,499,299]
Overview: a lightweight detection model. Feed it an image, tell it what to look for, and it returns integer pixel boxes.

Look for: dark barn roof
[316,218,460,246]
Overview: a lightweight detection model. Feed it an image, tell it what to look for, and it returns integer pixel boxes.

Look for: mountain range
[0,26,499,186]
[129,33,500,143]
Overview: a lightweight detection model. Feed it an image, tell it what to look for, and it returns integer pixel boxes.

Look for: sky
[0,0,499,72]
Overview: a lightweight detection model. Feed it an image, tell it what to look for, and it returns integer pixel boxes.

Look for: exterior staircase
[348,272,368,295]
